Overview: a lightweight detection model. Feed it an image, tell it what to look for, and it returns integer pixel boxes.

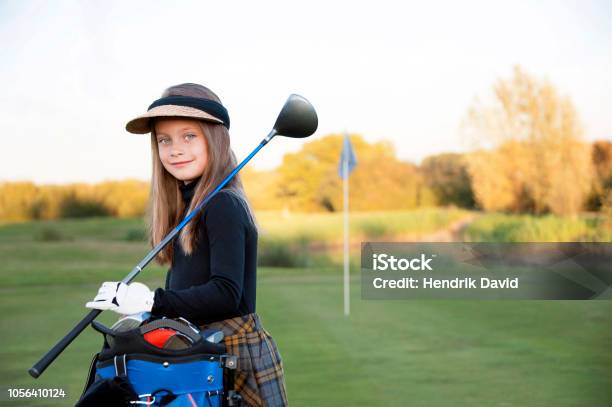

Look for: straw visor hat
[125,95,231,134]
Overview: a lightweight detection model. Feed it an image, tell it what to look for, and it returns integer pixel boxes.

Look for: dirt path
[416,213,480,242]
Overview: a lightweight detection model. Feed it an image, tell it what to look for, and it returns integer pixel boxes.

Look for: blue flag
[338,134,357,179]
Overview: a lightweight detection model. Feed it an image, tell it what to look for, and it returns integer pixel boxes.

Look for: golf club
[28,93,318,378]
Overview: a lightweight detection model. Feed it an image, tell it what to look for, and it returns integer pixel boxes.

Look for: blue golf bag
[76,317,242,406]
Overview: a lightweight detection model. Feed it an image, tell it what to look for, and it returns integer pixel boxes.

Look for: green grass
[2,276,611,406]
[465,212,611,242]
[1,214,611,406]
[0,216,148,240]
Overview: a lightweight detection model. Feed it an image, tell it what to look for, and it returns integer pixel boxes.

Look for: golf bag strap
[114,354,127,378]
[224,365,242,406]
[140,319,201,343]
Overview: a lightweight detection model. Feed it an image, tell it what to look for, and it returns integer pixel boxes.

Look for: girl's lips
[172,160,193,167]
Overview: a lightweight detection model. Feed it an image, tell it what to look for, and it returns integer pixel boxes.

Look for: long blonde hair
[146,83,258,265]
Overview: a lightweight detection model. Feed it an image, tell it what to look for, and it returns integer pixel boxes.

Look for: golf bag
[76,316,242,407]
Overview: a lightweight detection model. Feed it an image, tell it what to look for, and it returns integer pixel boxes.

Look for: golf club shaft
[29,130,276,378]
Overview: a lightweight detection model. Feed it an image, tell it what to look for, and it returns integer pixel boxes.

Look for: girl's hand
[85,281,154,315]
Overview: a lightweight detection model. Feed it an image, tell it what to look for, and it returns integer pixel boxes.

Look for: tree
[0,182,39,221]
[586,140,612,210]
[463,66,593,216]
[241,166,284,211]
[274,133,435,212]
[421,153,475,208]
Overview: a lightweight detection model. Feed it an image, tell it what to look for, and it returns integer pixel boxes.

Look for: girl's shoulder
[205,189,241,212]
[202,190,252,227]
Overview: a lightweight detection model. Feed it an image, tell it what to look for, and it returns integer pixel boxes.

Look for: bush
[464,212,608,242]
[258,237,303,268]
[359,220,389,238]
[58,194,110,219]
[124,228,147,242]
[34,226,69,242]
[258,235,325,268]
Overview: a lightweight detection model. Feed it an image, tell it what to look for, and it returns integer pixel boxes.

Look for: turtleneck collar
[179,177,201,204]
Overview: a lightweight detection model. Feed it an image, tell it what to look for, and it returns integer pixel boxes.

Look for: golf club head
[273,94,318,138]
[110,312,151,332]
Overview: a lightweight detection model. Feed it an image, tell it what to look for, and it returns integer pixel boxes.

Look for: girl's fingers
[99,282,119,292]
[93,292,114,301]
[96,282,120,296]
[85,300,113,310]
[97,287,114,296]
[86,281,121,309]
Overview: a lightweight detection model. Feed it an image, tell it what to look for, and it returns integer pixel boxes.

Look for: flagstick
[343,145,350,317]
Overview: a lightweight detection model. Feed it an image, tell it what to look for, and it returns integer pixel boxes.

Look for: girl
[85,83,289,406]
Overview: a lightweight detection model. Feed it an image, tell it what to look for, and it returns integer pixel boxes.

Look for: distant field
[0,208,471,285]
[256,207,470,241]
[0,207,470,240]
[465,212,611,242]
[1,212,611,406]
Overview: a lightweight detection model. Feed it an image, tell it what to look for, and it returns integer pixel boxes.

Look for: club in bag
[28,94,318,378]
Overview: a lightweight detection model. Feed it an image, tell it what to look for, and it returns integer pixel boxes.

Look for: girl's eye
[157,134,195,144]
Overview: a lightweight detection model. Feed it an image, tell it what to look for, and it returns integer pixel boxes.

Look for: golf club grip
[28,308,102,378]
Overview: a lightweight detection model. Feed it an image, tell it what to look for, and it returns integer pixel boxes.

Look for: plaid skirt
[200,313,289,407]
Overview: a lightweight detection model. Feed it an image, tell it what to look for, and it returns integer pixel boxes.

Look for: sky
[1,0,611,184]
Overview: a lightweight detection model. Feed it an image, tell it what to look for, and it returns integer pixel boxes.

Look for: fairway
[1,219,611,406]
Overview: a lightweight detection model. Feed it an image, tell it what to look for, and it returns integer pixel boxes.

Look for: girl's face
[155,118,209,184]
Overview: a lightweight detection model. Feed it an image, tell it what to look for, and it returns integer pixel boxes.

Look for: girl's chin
[170,170,200,180]
[165,163,203,180]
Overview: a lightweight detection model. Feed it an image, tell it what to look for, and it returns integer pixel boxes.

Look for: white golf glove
[85,281,154,315]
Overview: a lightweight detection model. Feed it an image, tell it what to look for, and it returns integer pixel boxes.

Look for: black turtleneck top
[150,179,258,325]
